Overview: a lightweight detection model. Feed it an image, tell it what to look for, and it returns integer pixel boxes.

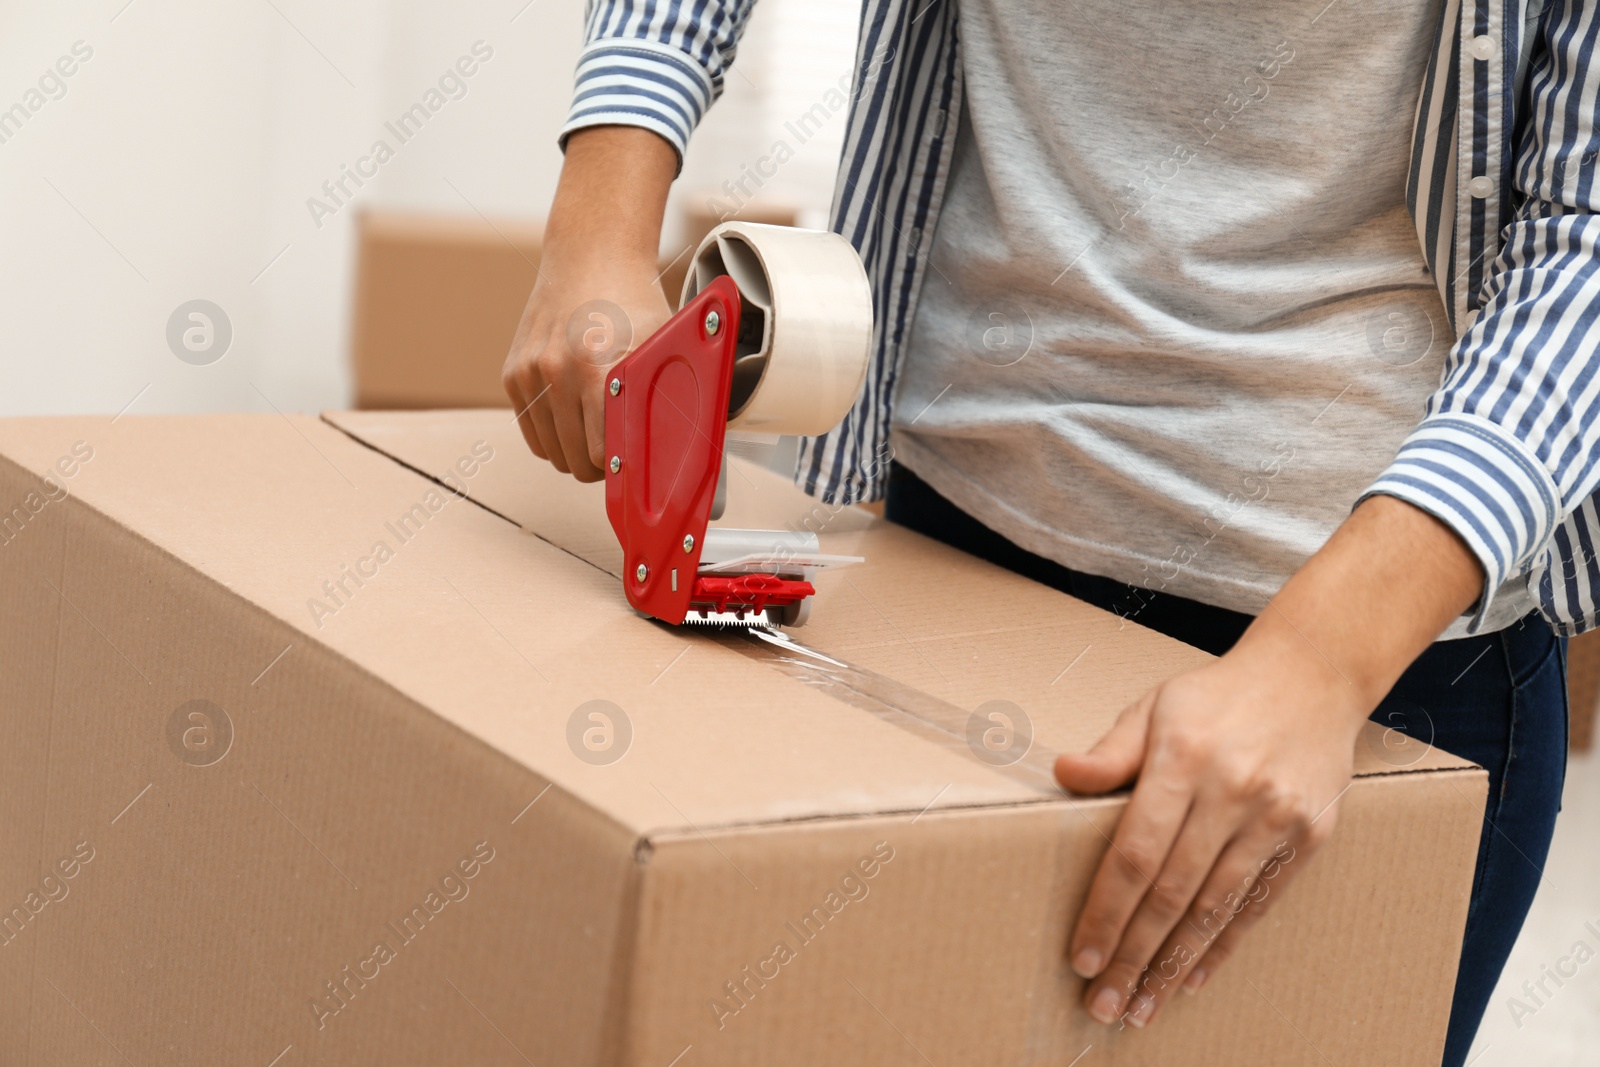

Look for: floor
[1468,745,1600,1066]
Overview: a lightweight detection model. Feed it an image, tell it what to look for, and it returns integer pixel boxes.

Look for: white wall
[0,0,859,418]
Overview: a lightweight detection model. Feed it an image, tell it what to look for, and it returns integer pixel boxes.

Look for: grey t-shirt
[892,0,1531,636]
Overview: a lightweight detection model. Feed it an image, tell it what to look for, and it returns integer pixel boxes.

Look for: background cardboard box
[349,211,545,411]
[0,411,1485,1065]
[349,203,800,412]
[1567,631,1599,751]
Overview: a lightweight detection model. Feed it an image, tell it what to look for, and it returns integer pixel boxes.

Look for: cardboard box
[0,410,1484,1065]
[350,211,545,410]
[1566,630,1599,751]
[350,205,799,412]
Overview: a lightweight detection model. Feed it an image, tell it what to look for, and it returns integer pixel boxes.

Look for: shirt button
[1470,34,1495,61]
[1468,175,1495,198]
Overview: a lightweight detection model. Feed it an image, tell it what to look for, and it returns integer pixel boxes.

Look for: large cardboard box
[0,410,1484,1065]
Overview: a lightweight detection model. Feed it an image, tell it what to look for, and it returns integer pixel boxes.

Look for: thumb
[1055,693,1154,795]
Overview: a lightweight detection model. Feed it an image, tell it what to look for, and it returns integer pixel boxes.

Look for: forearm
[1235,494,1484,713]
[546,126,678,269]
[502,126,677,479]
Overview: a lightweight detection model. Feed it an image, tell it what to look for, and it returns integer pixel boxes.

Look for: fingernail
[1126,993,1155,1029]
[1087,987,1122,1025]
[1183,967,1208,994]
[1071,948,1103,978]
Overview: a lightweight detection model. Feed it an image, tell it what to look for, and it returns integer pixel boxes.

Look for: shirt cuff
[1357,413,1560,632]
[558,38,717,171]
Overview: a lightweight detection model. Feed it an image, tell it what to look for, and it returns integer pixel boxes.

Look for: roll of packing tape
[681,221,873,436]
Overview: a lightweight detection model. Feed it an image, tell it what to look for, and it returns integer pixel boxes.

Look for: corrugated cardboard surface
[0,412,1486,1065]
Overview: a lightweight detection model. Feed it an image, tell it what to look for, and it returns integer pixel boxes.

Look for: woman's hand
[1055,626,1365,1027]
[503,254,671,481]
[1056,494,1486,1028]
[503,126,677,481]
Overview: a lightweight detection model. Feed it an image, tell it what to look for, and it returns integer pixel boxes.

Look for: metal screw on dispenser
[609,456,621,474]
[704,310,721,336]
[635,562,649,582]
[682,534,695,553]
[608,377,621,396]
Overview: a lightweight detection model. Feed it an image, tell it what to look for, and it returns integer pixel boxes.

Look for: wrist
[1230,606,1383,721]
[1234,496,1483,712]
[547,126,675,267]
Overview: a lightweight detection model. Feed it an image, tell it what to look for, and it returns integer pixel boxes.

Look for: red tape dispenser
[603,222,873,629]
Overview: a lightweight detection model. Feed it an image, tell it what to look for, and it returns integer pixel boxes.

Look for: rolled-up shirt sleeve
[558,1,758,167]
[1359,1,1600,631]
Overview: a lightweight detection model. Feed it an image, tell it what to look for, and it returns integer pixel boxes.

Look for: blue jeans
[885,464,1568,1067]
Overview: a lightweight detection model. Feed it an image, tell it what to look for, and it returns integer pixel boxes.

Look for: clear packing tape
[722,625,1064,795]
[681,221,874,437]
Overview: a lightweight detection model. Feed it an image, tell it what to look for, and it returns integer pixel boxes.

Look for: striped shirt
[560,0,1600,635]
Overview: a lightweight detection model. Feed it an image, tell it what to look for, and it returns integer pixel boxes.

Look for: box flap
[323,409,1477,780]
